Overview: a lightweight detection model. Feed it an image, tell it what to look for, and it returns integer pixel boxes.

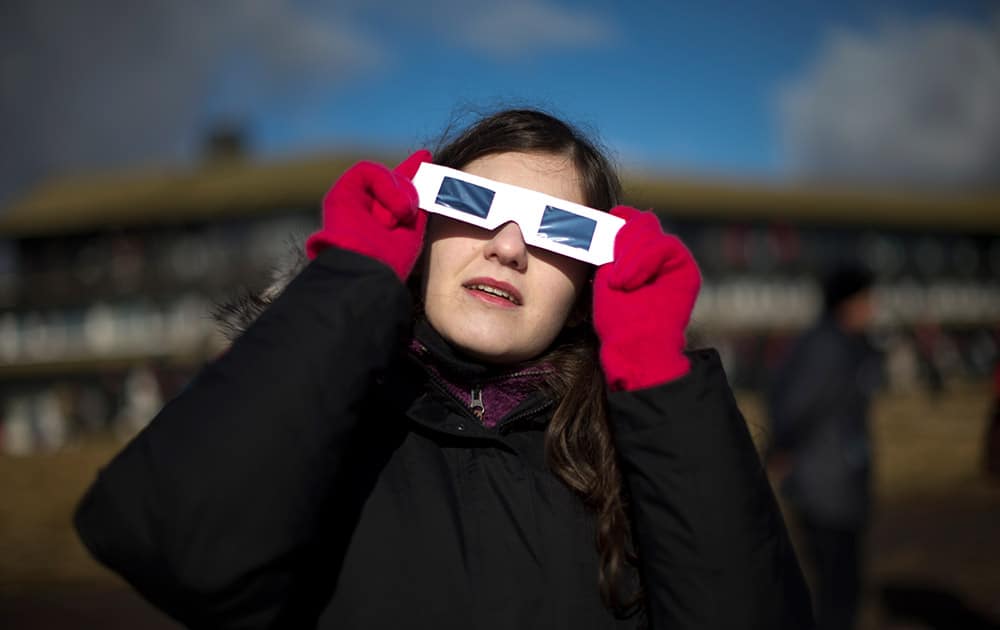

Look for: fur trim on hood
[212,241,310,341]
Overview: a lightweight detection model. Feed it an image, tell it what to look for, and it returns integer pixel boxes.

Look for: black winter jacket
[75,247,813,629]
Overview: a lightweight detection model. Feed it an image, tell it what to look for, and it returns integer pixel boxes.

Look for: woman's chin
[453,338,525,365]
[439,329,531,365]
[427,310,559,365]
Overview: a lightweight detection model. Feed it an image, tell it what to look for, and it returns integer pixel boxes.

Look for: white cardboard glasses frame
[411,162,624,266]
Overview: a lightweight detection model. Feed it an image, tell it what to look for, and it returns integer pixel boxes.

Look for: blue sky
[207,0,997,179]
[2,0,997,205]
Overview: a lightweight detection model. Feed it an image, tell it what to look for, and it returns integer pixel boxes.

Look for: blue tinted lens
[538,206,596,250]
[436,177,495,218]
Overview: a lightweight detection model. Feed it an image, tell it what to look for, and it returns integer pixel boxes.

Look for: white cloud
[447,1,616,58]
[0,0,384,204]
[778,12,1000,189]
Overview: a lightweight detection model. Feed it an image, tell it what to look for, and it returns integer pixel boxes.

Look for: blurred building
[1,152,998,452]
[625,177,1000,390]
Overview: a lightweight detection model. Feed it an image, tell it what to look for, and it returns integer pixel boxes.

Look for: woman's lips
[462,277,523,307]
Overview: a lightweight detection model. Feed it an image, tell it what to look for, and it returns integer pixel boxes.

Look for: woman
[75,109,813,629]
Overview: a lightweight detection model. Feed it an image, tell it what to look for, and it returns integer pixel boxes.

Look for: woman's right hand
[305,150,432,281]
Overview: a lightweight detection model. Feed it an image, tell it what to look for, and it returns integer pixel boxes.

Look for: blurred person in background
[74,109,812,629]
[985,355,1000,480]
[767,262,882,630]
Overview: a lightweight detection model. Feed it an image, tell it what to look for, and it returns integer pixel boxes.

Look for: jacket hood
[213,241,310,341]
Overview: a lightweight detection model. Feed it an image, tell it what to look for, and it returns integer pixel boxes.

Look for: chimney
[203,121,248,163]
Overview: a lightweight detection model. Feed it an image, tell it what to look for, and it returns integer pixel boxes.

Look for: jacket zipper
[423,369,483,425]
[414,347,552,429]
[470,386,485,420]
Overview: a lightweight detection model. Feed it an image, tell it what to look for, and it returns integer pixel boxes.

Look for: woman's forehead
[460,152,586,206]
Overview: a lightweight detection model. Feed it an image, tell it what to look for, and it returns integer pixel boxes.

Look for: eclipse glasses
[411,163,624,265]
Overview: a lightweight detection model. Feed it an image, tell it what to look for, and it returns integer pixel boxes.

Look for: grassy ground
[1,385,997,629]
[0,440,179,628]
[743,384,1000,628]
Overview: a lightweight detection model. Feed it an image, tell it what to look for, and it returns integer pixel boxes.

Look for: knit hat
[822,262,874,313]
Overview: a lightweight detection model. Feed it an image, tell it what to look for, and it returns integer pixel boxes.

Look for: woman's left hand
[593,206,702,392]
[305,150,431,281]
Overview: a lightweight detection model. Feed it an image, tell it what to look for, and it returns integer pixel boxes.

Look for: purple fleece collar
[408,320,552,428]
[421,360,549,428]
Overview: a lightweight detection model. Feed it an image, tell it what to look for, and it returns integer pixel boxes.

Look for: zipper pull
[470,386,485,420]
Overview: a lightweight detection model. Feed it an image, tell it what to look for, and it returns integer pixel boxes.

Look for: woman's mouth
[463,278,523,306]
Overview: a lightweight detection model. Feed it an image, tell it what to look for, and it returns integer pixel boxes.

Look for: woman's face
[421,151,590,364]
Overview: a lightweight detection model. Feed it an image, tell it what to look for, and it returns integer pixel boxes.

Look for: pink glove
[305,150,432,281]
[593,206,702,392]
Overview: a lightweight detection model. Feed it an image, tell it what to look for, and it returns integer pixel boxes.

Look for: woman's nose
[484,221,528,271]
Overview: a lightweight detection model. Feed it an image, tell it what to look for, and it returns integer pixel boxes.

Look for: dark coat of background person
[75,247,814,629]
[985,359,1000,480]
[768,316,882,528]
[767,264,881,630]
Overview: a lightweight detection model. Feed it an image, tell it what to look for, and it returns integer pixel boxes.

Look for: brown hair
[429,108,640,611]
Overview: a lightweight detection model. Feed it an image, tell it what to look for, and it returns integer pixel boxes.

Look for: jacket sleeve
[74,247,412,628]
[609,349,815,630]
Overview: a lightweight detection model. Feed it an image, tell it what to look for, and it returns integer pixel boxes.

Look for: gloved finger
[593,206,639,286]
[609,205,643,223]
[657,234,698,275]
[342,161,418,228]
[393,149,433,180]
[614,231,701,293]
[611,235,673,291]
[653,234,703,297]
[611,208,664,261]
[370,178,420,228]
[608,209,669,290]
[377,150,432,227]
[333,160,393,204]
[673,242,703,295]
